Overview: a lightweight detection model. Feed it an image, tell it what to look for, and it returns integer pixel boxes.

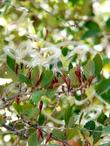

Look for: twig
[3,124,28,138]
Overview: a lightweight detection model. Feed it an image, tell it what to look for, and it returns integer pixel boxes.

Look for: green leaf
[69,0,79,5]
[68,62,73,70]
[102,125,110,135]
[84,120,95,132]
[66,128,79,140]
[93,54,103,76]
[41,69,54,87]
[80,128,90,137]
[21,102,38,118]
[57,61,63,68]
[97,112,107,124]
[31,66,40,84]
[0,115,5,126]
[13,103,23,114]
[4,0,12,13]
[95,78,110,95]
[83,60,95,78]
[99,88,110,103]
[38,113,45,125]
[64,105,73,125]
[81,29,100,40]
[69,68,79,86]
[100,143,110,146]
[103,56,110,65]
[85,21,100,30]
[106,17,110,29]
[46,89,56,99]
[7,55,15,72]
[82,21,100,39]
[67,116,76,128]
[92,126,102,144]
[28,132,38,146]
[52,129,66,140]
[71,53,78,62]
[61,47,69,56]
[19,74,31,85]
[32,90,44,104]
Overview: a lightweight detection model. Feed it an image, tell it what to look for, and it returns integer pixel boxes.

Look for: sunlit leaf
[32,90,45,104]
[93,54,103,76]
[52,129,66,140]
[83,60,95,78]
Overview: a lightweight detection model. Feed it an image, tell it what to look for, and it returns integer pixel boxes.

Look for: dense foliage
[0,0,110,146]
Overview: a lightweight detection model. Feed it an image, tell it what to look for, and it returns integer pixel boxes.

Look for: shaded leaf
[82,21,100,39]
[64,105,73,125]
[92,126,102,144]
[38,113,45,125]
[99,88,110,103]
[28,132,38,146]
[69,0,79,5]
[97,112,107,124]
[85,21,100,30]
[57,61,63,68]
[62,47,69,56]
[84,120,95,132]
[7,55,15,72]
[81,29,100,40]
[0,115,5,126]
[106,17,110,29]
[95,78,110,95]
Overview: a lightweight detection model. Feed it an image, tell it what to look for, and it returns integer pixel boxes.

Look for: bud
[87,76,94,86]
[66,77,71,91]
[20,63,24,70]
[15,64,19,74]
[15,96,20,104]
[27,69,31,80]
[49,77,59,89]
[39,100,43,112]
[45,133,52,144]
[37,128,43,140]
[62,75,71,91]
[75,65,82,85]
[35,74,41,87]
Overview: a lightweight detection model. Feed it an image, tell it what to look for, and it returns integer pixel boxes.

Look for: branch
[3,124,28,138]
[42,111,64,125]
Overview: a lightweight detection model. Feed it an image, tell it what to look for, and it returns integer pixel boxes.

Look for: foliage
[0,0,110,146]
